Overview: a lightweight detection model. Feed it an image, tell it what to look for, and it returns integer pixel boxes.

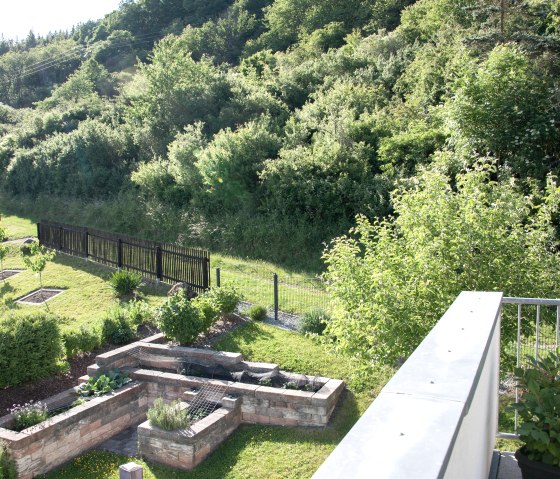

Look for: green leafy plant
[0,440,17,479]
[157,290,205,344]
[258,377,273,387]
[108,270,142,297]
[247,304,267,322]
[10,401,48,432]
[299,309,329,335]
[126,299,153,327]
[203,286,242,316]
[62,325,101,358]
[147,398,191,431]
[101,305,135,345]
[20,241,55,291]
[77,370,131,397]
[510,348,560,466]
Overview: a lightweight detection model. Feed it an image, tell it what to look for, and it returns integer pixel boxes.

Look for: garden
[0,214,394,479]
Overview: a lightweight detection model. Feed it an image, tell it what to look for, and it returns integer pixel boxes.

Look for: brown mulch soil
[0,315,248,416]
[0,270,23,281]
[17,288,64,304]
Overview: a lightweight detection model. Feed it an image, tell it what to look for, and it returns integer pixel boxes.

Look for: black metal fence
[37,221,210,292]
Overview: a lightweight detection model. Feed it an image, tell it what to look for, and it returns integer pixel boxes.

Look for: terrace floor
[492,451,521,479]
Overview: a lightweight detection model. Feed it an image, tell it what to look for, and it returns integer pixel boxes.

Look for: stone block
[119,462,143,479]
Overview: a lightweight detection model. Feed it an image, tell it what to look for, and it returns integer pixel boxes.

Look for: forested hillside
[1,0,559,271]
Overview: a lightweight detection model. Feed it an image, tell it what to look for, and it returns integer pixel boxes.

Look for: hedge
[0,313,63,388]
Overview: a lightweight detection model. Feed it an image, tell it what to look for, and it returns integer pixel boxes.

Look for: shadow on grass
[213,321,276,351]
[0,281,15,297]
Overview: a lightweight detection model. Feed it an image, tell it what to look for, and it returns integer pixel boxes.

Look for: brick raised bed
[138,397,241,470]
[0,335,345,477]
[0,382,148,479]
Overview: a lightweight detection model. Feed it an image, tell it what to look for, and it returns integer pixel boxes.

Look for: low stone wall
[0,382,147,479]
[128,368,344,427]
[138,397,241,470]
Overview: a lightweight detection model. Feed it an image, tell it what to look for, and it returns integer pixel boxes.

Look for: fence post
[156,246,162,282]
[36,223,41,244]
[216,268,221,288]
[202,258,209,290]
[273,273,279,321]
[83,231,89,261]
[58,227,63,251]
[117,239,123,269]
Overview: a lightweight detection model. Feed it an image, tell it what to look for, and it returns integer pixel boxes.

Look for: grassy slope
[1,244,168,329]
[40,322,395,479]
[1,214,36,240]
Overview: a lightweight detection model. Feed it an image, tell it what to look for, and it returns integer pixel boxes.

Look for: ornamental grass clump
[147,398,191,431]
[10,401,48,432]
[108,270,142,297]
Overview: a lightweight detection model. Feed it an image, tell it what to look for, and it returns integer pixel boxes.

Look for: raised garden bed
[0,335,345,477]
[16,288,64,305]
[0,269,24,281]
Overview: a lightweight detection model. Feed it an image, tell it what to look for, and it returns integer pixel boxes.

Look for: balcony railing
[312,292,560,479]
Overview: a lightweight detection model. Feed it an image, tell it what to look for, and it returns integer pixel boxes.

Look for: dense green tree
[324,163,560,364]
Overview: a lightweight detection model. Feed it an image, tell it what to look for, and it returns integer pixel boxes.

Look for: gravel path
[237,301,301,332]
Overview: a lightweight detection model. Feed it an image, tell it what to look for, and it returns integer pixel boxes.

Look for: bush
[157,291,205,344]
[147,398,190,431]
[0,313,63,388]
[101,305,135,345]
[192,295,221,330]
[10,402,48,432]
[108,270,142,297]
[62,325,102,358]
[299,309,329,335]
[126,299,153,327]
[247,305,267,322]
[0,441,16,479]
[204,286,242,316]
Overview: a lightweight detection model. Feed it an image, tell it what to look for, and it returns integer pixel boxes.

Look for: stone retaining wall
[0,382,147,479]
[138,397,242,470]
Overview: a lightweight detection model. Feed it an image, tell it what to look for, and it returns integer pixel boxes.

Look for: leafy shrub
[299,309,329,335]
[510,348,560,466]
[247,305,267,322]
[204,286,242,316]
[10,402,48,432]
[108,270,142,297]
[0,441,17,479]
[62,325,102,358]
[147,398,190,431]
[126,299,153,327]
[323,165,560,364]
[157,291,205,345]
[77,370,132,397]
[101,305,135,345]
[192,295,221,330]
[0,313,63,388]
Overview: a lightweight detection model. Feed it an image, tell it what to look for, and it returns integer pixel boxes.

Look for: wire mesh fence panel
[217,266,275,313]
[277,276,333,316]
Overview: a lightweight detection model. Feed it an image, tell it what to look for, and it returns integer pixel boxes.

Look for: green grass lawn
[39,322,395,479]
[1,214,36,240]
[0,243,169,329]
